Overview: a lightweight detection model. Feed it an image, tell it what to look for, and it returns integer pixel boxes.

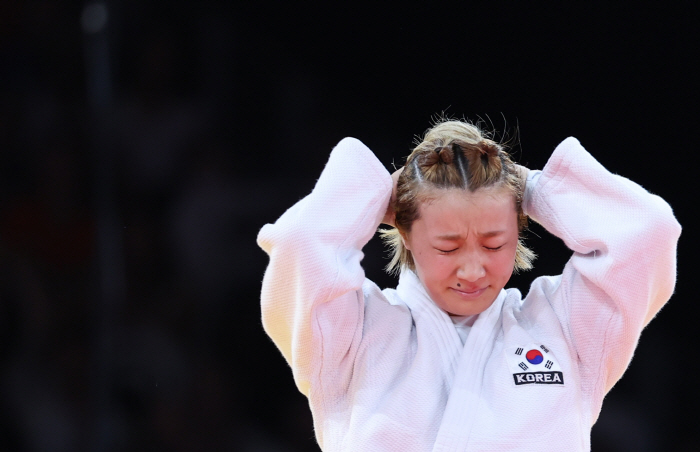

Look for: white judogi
[257,137,680,451]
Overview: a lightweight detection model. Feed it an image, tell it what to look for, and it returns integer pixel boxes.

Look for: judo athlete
[257,119,681,451]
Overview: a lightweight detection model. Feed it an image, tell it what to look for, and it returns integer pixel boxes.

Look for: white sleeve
[523,137,681,397]
[257,137,392,396]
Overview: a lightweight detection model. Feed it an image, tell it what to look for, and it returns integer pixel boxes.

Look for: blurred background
[0,1,695,451]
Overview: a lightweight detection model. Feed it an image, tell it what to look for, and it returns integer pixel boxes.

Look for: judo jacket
[257,137,681,451]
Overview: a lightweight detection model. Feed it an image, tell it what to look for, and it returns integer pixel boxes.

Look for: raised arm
[523,137,681,400]
[257,138,392,395]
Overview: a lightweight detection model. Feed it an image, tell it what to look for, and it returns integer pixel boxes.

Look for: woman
[257,119,680,451]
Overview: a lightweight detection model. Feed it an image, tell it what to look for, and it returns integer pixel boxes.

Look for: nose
[457,254,486,282]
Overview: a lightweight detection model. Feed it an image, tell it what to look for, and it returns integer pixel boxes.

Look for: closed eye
[436,248,458,254]
[484,245,504,251]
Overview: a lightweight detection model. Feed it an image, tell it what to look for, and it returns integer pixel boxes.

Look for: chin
[441,293,497,316]
[446,305,488,316]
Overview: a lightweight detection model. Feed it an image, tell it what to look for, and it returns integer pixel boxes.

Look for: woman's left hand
[382,167,403,227]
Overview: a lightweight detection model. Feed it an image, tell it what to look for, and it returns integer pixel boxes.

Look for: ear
[400,231,412,251]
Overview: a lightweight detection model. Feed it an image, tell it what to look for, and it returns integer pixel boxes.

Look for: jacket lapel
[432,289,507,451]
[396,271,462,381]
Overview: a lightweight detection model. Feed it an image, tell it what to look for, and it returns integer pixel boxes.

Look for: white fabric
[450,315,477,346]
[257,137,680,451]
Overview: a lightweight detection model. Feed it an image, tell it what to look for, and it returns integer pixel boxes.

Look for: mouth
[450,286,488,299]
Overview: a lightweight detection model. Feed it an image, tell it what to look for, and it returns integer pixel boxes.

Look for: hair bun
[478,140,499,157]
[437,146,453,164]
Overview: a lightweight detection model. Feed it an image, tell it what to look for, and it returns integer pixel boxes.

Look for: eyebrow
[435,231,506,240]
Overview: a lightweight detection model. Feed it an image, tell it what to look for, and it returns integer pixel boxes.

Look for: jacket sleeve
[257,137,392,396]
[523,137,681,400]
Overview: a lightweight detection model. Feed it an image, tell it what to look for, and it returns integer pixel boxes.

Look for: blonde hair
[380,119,535,274]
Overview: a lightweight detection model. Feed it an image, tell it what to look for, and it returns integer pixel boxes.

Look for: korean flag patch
[507,344,564,386]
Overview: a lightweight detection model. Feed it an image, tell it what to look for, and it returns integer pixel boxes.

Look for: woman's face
[403,186,519,316]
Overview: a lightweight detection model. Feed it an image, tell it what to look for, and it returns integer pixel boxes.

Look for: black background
[0,2,696,451]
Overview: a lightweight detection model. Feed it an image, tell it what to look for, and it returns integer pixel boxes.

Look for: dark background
[0,2,696,451]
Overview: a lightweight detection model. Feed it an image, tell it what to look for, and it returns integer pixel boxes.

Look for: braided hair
[381,119,535,274]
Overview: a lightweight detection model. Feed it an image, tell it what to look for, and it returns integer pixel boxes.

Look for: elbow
[637,198,681,307]
[646,196,682,245]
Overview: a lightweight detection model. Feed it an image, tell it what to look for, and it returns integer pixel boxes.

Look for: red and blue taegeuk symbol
[526,349,543,365]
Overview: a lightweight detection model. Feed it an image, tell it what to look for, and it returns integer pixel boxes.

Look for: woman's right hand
[382,167,403,227]
[515,164,530,189]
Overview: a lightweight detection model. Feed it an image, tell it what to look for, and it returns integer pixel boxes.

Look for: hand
[382,167,403,227]
[515,164,529,190]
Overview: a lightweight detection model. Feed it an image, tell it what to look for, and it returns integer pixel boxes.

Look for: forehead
[416,186,517,232]
[420,185,516,210]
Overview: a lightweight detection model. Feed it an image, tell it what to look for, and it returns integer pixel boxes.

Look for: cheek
[414,252,455,283]
[488,248,517,278]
